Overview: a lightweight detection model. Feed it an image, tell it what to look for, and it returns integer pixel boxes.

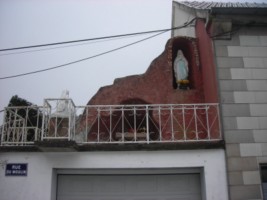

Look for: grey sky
[0,0,266,123]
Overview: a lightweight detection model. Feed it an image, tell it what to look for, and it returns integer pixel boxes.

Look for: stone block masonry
[216,30,267,199]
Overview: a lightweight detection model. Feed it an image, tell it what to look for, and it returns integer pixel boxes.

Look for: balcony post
[97,107,100,142]
[25,107,29,143]
[170,105,174,141]
[158,106,162,142]
[146,105,149,144]
[194,105,198,140]
[68,101,71,141]
[217,104,222,140]
[41,100,45,141]
[1,109,7,145]
[122,107,125,142]
[36,108,40,141]
[85,107,89,141]
[206,105,211,140]
[134,106,137,141]
[109,106,112,142]
[182,105,186,141]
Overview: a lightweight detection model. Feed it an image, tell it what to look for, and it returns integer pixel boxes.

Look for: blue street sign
[5,163,28,176]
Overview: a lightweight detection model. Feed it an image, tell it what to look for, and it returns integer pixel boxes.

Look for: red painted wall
[80,36,221,141]
[195,19,219,103]
[87,37,205,106]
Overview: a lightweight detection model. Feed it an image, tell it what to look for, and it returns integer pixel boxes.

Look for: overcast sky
[0,0,266,122]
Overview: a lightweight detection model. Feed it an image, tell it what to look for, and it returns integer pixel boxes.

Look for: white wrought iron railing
[0,107,42,146]
[75,103,221,144]
[42,98,76,141]
[0,101,222,146]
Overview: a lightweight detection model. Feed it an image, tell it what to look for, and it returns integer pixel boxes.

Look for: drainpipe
[205,12,210,28]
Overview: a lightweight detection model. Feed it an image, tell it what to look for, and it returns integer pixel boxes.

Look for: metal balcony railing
[42,98,76,141]
[76,103,221,144]
[0,107,42,146]
[0,100,222,146]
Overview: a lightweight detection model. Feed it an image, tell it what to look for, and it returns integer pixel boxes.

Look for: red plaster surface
[195,19,220,139]
[87,37,204,106]
[81,36,220,141]
[196,19,219,103]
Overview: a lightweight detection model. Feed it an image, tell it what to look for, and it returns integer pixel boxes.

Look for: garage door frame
[54,167,205,200]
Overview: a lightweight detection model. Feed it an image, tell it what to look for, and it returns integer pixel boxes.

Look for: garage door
[57,173,202,200]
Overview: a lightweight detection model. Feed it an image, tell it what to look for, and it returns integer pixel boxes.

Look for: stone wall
[215,27,267,200]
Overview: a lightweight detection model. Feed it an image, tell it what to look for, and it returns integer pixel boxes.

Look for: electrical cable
[0,18,197,80]
[0,27,185,52]
[0,31,168,80]
[0,32,152,57]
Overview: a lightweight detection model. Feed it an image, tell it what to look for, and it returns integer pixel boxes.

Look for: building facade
[172,1,267,200]
[0,37,228,199]
[4,1,267,199]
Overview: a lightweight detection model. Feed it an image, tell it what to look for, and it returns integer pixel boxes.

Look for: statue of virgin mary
[174,50,189,88]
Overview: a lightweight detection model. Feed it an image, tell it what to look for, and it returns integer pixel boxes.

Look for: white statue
[174,50,189,88]
[56,90,70,116]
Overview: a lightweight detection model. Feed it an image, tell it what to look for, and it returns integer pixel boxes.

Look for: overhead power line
[0,33,147,57]
[0,18,197,80]
[0,26,187,52]
[0,31,168,80]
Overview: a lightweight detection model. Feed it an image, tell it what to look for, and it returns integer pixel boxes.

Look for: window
[261,165,267,199]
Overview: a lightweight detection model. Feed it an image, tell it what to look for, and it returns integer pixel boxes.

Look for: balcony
[0,99,222,148]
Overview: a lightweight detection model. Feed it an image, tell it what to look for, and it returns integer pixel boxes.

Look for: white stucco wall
[172,2,208,38]
[0,149,228,200]
[172,4,195,37]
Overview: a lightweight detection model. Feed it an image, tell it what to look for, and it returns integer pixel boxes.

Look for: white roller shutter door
[57,173,202,200]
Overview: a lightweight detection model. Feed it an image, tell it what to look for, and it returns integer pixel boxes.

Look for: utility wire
[0,31,168,80]
[0,18,197,80]
[0,27,184,52]
[0,32,152,57]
